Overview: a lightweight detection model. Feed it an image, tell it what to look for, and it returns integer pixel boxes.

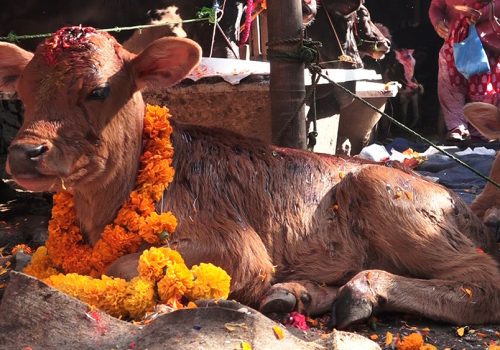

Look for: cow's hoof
[259,287,297,316]
[328,286,373,330]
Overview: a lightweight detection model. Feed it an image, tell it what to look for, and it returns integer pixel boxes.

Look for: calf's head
[1,26,201,193]
[463,102,500,237]
[463,102,500,141]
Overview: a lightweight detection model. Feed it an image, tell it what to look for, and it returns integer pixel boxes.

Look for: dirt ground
[287,313,500,349]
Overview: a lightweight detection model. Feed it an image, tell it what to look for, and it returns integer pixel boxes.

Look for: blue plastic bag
[453,24,491,79]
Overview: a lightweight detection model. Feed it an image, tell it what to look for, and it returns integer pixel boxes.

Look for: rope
[310,64,500,189]
[267,38,322,65]
[196,6,223,24]
[321,6,357,65]
[207,1,222,57]
[307,72,321,151]
[0,17,211,43]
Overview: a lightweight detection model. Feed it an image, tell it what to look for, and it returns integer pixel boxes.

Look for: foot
[329,284,374,329]
[260,281,340,317]
[446,125,470,141]
[328,271,386,329]
[260,285,298,316]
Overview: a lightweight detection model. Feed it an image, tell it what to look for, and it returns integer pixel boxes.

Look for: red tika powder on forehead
[42,26,100,65]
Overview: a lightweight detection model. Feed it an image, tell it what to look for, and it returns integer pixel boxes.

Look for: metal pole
[267,0,306,149]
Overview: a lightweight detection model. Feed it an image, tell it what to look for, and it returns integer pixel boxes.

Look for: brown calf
[1,27,499,328]
[464,102,500,236]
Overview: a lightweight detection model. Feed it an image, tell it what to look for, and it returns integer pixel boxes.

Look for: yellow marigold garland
[35,247,230,319]
[23,105,231,320]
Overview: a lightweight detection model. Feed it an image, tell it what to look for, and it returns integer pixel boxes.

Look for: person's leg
[437,44,470,139]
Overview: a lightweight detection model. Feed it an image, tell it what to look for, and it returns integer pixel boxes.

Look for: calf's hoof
[259,287,297,316]
[328,271,383,329]
[328,287,373,330]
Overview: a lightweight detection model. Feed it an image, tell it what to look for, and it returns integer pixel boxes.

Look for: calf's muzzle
[7,142,50,177]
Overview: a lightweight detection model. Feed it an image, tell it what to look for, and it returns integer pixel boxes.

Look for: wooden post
[267,0,306,149]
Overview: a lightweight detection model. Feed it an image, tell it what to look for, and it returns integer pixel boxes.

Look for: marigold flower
[187,263,231,300]
[28,105,176,277]
[123,277,156,319]
[419,345,438,350]
[23,246,60,279]
[11,244,33,255]
[138,247,185,282]
[396,332,424,350]
[157,262,193,303]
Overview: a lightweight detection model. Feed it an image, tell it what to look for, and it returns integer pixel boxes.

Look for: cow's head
[354,5,391,60]
[1,26,201,193]
[308,0,364,69]
[324,0,362,17]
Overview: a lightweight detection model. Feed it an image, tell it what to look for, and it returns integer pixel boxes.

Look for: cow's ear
[0,42,33,93]
[464,102,500,140]
[131,37,201,90]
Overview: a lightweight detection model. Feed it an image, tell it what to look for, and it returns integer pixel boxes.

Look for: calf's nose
[7,143,50,176]
[10,143,49,159]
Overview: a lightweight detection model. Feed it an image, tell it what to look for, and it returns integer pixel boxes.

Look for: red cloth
[443,3,500,103]
[285,311,309,330]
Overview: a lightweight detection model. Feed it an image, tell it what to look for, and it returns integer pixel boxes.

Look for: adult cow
[1,27,499,328]
[303,0,391,154]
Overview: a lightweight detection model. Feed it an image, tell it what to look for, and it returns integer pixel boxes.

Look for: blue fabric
[417,152,495,204]
[384,137,429,153]
[453,24,491,79]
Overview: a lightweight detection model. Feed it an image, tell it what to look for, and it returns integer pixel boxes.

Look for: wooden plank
[250,15,262,59]
[260,12,269,61]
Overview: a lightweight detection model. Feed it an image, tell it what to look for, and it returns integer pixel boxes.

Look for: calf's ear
[0,42,33,93]
[131,37,201,90]
[464,102,500,140]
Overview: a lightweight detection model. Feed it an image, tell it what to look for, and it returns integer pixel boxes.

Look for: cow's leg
[260,280,339,316]
[330,267,500,329]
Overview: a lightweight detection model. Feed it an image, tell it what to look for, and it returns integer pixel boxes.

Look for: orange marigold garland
[41,104,178,277]
[23,105,232,320]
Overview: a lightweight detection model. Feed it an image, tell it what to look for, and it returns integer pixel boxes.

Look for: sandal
[446,125,470,141]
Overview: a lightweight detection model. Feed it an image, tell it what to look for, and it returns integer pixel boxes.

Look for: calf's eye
[88,85,111,100]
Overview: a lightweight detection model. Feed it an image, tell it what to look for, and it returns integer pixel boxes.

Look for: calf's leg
[330,267,500,329]
[329,165,500,328]
[171,215,275,306]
